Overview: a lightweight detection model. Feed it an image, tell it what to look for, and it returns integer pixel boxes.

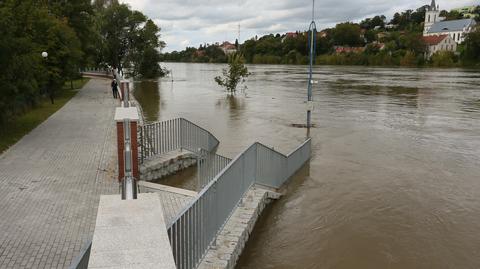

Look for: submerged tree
[214,53,250,93]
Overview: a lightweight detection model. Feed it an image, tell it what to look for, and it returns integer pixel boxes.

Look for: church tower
[424,0,441,34]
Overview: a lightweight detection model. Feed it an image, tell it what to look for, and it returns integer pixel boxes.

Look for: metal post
[122,81,129,108]
[307,0,317,129]
[122,119,137,200]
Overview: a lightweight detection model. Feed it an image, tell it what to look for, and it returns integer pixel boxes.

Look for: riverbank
[0,78,89,153]
[161,57,480,69]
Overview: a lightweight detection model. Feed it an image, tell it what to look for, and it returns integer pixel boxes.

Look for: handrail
[138,118,220,163]
[166,138,311,269]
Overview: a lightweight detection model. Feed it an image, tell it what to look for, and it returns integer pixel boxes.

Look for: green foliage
[162,4,478,70]
[214,53,250,93]
[400,51,417,66]
[360,15,386,30]
[0,0,82,123]
[0,0,164,129]
[475,6,480,22]
[332,23,364,46]
[462,27,480,66]
[390,6,427,31]
[440,10,466,20]
[93,2,165,78]
[431,51,457,67]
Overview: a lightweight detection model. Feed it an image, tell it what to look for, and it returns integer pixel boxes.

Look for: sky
[120,0,478,52]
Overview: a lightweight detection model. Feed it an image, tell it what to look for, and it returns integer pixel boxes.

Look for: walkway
[0,79,118,269]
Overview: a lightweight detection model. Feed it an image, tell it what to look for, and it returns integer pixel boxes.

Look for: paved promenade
[0,79,118,268]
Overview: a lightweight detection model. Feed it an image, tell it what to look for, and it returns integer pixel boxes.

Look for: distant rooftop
[422,35,449,46]
[428,19,476,34]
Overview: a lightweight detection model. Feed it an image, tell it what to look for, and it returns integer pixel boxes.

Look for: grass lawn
[0,78,90,154]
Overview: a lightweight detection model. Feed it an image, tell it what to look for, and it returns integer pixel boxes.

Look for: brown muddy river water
[133,63,480,269]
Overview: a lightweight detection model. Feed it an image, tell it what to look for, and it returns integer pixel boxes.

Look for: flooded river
[133,63,480,269]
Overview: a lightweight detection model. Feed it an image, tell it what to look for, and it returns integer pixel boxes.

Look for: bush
[431,51,457,67]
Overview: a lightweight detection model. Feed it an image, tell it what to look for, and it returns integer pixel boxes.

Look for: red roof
[285,32,298,38]
[422,35,448,46]
[220,41,236,50]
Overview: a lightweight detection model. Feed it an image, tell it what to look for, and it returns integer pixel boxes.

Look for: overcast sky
[120,0,477,52]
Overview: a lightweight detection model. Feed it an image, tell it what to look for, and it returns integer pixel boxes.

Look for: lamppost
[41,51,50,102]
[41,51,55,104]
[307,0,317,130]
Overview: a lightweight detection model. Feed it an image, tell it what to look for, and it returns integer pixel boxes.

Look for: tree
[98,3,165,78]
[44,18,83,103]
[399,32,426,55]
[462,27,480,65]
[360,15,386,30]
[474,6,480,22]
[332,23,364,46]
[440,10,464,20]
[214,53,249,93]
[431,51,456,67]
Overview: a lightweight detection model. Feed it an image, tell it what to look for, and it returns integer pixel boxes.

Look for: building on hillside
[220,41,237,55]
[385,24,398,29]
[423,0,477,43]
[422,34,457,58]
[334,46,365,54]
[282,32,299,42]
[377,32,389,40]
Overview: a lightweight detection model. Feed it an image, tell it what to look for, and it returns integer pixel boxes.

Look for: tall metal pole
[307,0,317,129]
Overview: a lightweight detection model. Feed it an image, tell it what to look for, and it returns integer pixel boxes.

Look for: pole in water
[307,0,316,129]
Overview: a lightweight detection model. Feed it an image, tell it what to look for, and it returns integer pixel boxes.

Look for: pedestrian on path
[111,79,119,99]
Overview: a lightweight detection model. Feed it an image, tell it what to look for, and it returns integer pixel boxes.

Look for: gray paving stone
[0,79,119,268]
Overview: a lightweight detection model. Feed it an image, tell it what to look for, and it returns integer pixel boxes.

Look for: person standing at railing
[111,78,119,99]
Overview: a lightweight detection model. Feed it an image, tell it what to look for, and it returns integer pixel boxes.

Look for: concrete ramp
[88,193,176,269]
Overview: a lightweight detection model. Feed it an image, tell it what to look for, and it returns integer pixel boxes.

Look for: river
[133,63,480,269]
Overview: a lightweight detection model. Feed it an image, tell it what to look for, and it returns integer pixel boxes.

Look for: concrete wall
[140,151,197,181]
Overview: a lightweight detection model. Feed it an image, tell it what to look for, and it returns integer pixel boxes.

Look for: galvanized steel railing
[167,138,312,269]
[139,118,220,163]
[197,149,232,190]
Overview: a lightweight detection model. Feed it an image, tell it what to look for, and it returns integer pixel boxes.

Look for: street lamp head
[41,51,48,58]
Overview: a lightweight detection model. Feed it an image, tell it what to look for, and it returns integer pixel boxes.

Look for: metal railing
[139,118,220,163]
[167,138,312,269]
[256,139,312,189]
[197,149,232,190]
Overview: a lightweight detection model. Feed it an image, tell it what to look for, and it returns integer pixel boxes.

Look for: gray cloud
[121,0,477,51]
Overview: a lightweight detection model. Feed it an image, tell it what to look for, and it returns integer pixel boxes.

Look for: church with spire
[423,0,477,44]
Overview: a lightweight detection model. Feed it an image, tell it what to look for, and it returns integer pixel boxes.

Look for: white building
[423,0,477,44]
[422,35,457,58]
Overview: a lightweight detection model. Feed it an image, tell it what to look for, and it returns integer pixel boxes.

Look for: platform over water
[88,193,176,269]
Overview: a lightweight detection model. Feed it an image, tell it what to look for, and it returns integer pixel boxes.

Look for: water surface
[134,63,480,269]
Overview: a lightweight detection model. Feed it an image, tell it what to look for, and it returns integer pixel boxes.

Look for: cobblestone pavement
[0,79,119,269]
